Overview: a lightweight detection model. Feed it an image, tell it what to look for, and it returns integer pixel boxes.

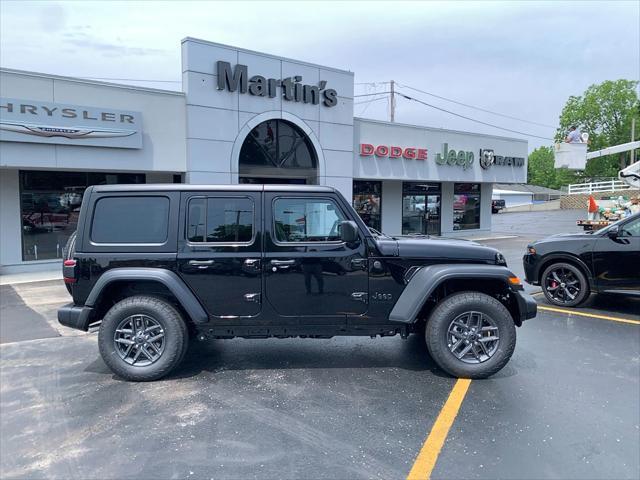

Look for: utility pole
[390,80,395,123]
[631,117,636,164]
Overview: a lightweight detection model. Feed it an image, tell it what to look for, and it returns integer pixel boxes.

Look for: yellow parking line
[538,305,640,325]
[407,378,471,480]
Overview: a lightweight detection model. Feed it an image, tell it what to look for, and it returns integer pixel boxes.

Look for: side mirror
[607,225,619,238]
[339,220,359,243]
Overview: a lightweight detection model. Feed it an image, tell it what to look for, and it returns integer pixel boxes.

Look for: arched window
[239,119,317,183]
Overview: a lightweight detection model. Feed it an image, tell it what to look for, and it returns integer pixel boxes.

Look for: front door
[402,193,441,235]
[177,192,262,318]
[592,216,640,293]
[264,193,368,324]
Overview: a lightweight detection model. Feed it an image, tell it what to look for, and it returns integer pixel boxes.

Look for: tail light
[63,259,77,284]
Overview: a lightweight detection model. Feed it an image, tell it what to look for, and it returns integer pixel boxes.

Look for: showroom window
[19,170,145,261]
[239,119,317,184]
[402,182,441,235]
[352,181,382,232]
[454,183,481,230]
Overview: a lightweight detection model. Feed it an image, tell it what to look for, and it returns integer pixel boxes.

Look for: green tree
[557,79,640,177]
[527,146,577,189]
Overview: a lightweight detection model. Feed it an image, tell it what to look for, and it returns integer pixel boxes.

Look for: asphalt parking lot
[1,209,638,480]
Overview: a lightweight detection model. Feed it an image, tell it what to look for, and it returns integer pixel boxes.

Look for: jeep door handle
[188,260,214,269]
[244,258,260,267]
[351,258,367,270]
[271,260,296,266]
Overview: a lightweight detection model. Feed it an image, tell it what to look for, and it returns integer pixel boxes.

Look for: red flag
[588,196,598,213]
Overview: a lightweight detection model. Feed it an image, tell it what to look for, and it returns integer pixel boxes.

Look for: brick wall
[560,190,640,209]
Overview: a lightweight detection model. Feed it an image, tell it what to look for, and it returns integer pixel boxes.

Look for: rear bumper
[58,303,93,331]
[514,290,537,322]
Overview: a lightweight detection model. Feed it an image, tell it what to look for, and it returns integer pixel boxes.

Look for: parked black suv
[58,185,536,381]
[523,212,640,307]
[492,199,506,214]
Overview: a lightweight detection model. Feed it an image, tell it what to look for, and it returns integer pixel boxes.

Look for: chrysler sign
[0,98,142,149]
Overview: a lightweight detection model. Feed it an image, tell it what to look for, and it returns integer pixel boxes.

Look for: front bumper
[522,253,539,285]
[514,289,537,322]
[58,303,93,331]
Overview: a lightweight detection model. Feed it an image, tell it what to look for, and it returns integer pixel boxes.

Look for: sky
[1,0,638,152]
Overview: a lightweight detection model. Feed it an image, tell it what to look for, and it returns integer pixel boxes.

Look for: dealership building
[0,37,527,273]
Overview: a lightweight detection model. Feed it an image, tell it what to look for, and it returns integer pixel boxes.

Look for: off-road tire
[98,295,188,382]
[541,262,589,307]
[425,291,516,379]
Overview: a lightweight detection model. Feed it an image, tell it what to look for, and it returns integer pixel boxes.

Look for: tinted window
[274,198,345,242]
[91,196,169,244]
[187,197,254,243]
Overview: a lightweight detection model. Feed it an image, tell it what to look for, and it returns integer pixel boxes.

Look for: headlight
[527,246,536,255]
[495,252,507,266]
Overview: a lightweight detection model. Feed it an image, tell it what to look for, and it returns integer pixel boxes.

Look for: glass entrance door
[402,183,441,236]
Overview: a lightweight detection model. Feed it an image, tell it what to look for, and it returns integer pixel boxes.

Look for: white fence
[567,179,634,195]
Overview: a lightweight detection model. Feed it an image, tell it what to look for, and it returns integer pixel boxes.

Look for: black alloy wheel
[541,262,589,307]
[446,311,500,364]
[114,314,166,366]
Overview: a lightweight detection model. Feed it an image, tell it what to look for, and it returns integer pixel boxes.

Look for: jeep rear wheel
[98,295,188,382]
[425,291,516,379]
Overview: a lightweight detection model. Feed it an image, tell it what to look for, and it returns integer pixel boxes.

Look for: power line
[354,81,391,85]
[354,91,392,98]
[79,77,181,83]
[354,96,388,106]
[397,82,556,129]
[396,91,553,141]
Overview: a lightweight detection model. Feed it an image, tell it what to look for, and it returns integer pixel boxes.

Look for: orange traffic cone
[587,196,598,220]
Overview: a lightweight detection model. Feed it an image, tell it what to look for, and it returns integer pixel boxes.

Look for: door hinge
[351,292,368,303]
[244,293,261,303]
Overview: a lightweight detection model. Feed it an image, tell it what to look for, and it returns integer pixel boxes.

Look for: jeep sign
[435,143,474,170]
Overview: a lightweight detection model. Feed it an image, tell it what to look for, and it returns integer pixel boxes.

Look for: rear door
[592,216,640,293]
[263,193,368,324]
[177,191,262,318]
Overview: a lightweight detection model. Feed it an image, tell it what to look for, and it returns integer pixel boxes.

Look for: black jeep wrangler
[58,184,536,381]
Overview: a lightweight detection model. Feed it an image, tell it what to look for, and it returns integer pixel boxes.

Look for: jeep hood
[374,236,501,263]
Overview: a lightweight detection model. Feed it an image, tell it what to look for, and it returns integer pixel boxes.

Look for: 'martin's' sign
[216,61,338,107]
[359,143,428,160]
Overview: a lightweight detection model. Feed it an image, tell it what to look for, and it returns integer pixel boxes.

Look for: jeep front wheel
[425,291,516,379]
[98,295,188,382]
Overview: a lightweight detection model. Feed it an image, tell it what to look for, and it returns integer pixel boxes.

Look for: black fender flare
[388,264,528,323]
[85,268,208,324]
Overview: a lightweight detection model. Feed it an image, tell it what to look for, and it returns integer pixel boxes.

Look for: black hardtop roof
[91,184,338,194]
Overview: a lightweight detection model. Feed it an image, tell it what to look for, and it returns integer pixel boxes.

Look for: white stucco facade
[0,37,528,273]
